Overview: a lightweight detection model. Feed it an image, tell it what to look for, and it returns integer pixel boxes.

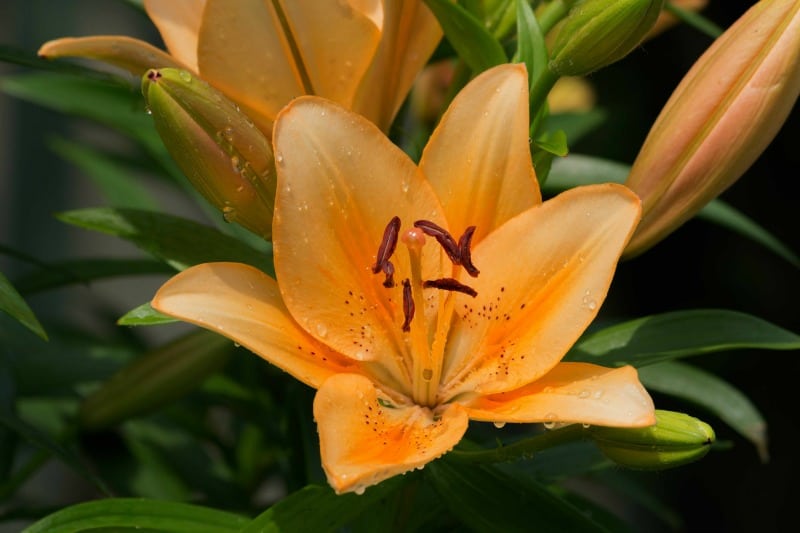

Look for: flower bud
[549,0,664,76]
[589,410,714,470]
[80,330,232,430]
[142,68,277,239]
[625,0,800,257]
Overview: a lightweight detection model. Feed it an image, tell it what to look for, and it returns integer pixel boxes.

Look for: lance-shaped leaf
[0,272,47,340]
[142,68,277,239]
[549,0,664,76]
[80,330,233,429]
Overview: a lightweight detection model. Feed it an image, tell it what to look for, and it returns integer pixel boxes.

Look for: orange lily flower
[38,0,440,133]
[152,64,655,494]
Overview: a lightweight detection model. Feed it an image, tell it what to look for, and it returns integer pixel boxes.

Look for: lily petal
[440,184,641,399]
[38,36,187,76]
[352,1,442,130]
[277,0,381,109]
[273,96,446,378]
[197,0,305,131]
[151,262,360,389]
[314,373,469,494]
[464,362,655,427]
[144,0,206,72]
[419,64,541,242]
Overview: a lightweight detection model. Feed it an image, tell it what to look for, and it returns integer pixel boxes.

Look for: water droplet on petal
[493,421,506,429]
[422,368,433,381]
[543,413,557,430]
[178,70,192,82]
[222,206,235,222]
[579,389,591,399]
[593,389,604,400]
[315,323,328,338]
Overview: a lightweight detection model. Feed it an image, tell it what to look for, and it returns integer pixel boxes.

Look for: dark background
[1,1,798,532]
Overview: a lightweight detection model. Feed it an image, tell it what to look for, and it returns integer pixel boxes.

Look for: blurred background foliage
[0,1,798,531]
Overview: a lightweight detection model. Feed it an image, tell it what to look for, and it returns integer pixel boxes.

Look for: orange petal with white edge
[464,363,655,428]
[352,1,442,131]
[38,36,187,76]
[144,0,206,71]
[276,0,381,108]
[273,96,446,378]
[439,184,641,400]
[419,64,540,244]
[151,262,361,389]
[314,373,469,494]
[197,0,304,128]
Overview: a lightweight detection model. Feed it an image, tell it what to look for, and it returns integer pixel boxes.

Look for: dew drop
[493,421,506,429]
[276,154,284,165]
[144,106,152,115]
[222,206,235,222]
[354,486,366,496]
[315,323,328,338]
[593,389,604,400]
[543,413,557,430]
[582,423,591,429]
[178,70,192,82]
[578,389,591,399]
[233,342,241,348]
[422,368,433,381]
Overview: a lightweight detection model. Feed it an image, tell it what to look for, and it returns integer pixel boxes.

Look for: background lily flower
[151,64,655,494]
[624,0,800,257]
[38,0,441,133]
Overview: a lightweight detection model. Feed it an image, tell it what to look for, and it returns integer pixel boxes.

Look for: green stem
[538,0,571,34]
[449,424,587,464]
[528,67,559,136]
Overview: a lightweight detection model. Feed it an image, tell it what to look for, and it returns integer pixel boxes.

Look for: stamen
[401,279,415,332]
[382,261,396,288]
[457,226,480,277]
[414,220,460,264]
[423,278,478,298]
[372,216,401,274]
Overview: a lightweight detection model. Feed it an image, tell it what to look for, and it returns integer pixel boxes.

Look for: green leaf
[49,137,159,210]
[424,0,508,74]
[22,498,248,533]
[638,361,768,461]
[0,271,47,340]
[546,154,798,267]
[239,480,402,533]
[56,207,273,273]
[80,330,233,429]
[515,0,548,85]
[14,258,173,295]
[0,44,118,78]
[547,109,608,145]
[697,200,799,268]
[534,129,568,157]
[545,153,628,190]
[0,410,112,497]
[567,309,800,367]
[427,459,607,533]
[118,302,178,326]
[0,72,153,145]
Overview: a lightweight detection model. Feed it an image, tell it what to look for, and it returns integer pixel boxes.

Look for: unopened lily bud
[80,330,233,430]
[589,410,714,470]
[549,0,664,76]
[142,68,277,239]
[625,0,800,257]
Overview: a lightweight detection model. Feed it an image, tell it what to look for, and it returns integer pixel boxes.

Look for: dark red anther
[401,279,415,332]
[457,226,480,277]
[372,216,401,274]
[423,278,478,298]
[382,261,396,288]
[414,220,460,265]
